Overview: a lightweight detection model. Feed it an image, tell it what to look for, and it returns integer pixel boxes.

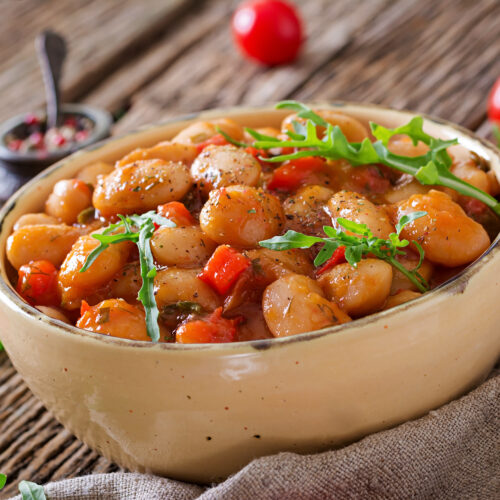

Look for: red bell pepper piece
[157,201,195,226]
[195,134,229,153]
[267,156,326,191]
[198,245,251,295]
[175,307,243,343]
[316,246,347,276]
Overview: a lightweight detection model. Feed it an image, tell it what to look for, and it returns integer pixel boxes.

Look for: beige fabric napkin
[10,371,499,499]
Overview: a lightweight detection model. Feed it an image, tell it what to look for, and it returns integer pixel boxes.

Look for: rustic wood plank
[113,0,390,134]
[0,0,194,120]
[295,0,500,129]
[115,0,500,135]
[84,1,232,113]
[1,0,499,496]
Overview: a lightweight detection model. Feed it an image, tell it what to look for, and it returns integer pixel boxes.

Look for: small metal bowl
[0,103,112,167]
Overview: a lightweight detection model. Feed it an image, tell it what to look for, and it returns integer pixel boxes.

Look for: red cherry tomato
[16,260,59,306]
[232,0,303,66]
[488,77,500,123]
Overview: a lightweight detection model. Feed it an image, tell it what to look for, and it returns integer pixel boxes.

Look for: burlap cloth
[10,370,499,500]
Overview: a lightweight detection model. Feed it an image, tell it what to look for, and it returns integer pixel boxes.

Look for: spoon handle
[36,31,66,129]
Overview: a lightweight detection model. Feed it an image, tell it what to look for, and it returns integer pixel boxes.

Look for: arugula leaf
[0,473,6,489]
[80,221,123,272]
[137,220,161,342]
[18,480,46,500]
[215,127,248,148]
[244,128,281,143]
[259,231,324,250]
[248,101,500,217]
[395,211,427,235]
[80,211,176,342]
[259,212,430,293]
[276,100,328,127]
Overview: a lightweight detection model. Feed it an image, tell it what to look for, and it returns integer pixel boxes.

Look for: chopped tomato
[195,134,229,153]
[267,157,326,191]
[245,146,269,161]
[157,201,195,226]
[80,299,92,316]
[316,246,347,276]
[198,245,251,295]
[77,298,152,341]
[176,307,243,343]
[461,197,488,217]
[272,146,295,156]
[16,260,59,306]
[72,179,93,196]
[351,166,391,194]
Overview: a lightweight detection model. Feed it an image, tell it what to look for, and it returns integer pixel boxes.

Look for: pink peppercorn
[29,132,44,148]
[75,130,89,142]
[24,113,39,126]
[53,134,66,147]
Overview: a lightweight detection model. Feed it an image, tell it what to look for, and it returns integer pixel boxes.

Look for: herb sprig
[260,212,429,292]
[245,101,500,217]
[80,211,175,342]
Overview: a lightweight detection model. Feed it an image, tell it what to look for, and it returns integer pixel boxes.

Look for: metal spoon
[35,30,66,129]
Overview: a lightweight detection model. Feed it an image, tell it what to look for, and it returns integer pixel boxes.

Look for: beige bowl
[0,104,499,484]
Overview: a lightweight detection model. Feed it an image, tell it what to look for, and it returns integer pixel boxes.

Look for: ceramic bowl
[0,104,499,484]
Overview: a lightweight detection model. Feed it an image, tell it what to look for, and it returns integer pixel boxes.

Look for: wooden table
[1,0,499,496]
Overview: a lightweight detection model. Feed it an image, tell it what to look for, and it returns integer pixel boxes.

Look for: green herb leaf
[76,206,96,225]
[276,100,328,127]
[137,220,161,342]
[259,212,430,292]
[0,341,4,352]
[371,116,429,146]
[0,473,6,489]
[259,230,324,251]
[344,244,365,267]
[215,127,248,148]
[246,101,500,217]
[395,211,428,235]
[336,218,371,237]
[244,128,281,143]
[162,301,203,315]
[415,161,440,185]
[314,241,340,266]
[18,480,47,500]
[413,240,425,272]
[80,211,176,341]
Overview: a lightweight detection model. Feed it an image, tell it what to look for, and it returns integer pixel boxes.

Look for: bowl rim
[1,101,499,352]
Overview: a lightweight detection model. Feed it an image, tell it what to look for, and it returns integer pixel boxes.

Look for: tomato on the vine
[488,77,500,124]
[232,0,303,66]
